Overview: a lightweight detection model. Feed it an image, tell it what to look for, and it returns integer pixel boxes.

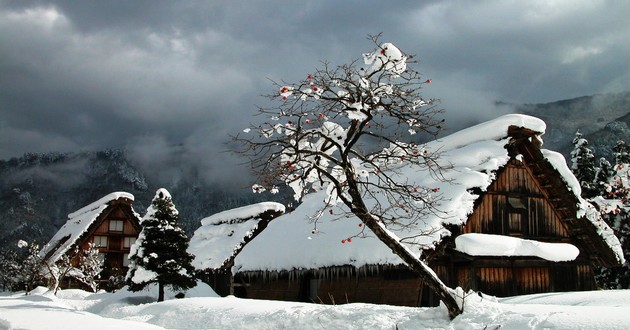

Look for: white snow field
[1,284,629,329]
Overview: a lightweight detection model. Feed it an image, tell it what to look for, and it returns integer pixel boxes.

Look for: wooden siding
[464,161,570,239]
[238,267,425,306]
[77,202,141,290]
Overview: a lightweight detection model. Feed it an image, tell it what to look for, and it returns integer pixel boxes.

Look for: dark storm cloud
[1,0,629,185]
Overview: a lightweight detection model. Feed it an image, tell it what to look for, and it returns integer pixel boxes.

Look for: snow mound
[455,233,580,262]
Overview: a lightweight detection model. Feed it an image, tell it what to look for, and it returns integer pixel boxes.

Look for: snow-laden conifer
[126,188,196,301]
[570,130,598,198]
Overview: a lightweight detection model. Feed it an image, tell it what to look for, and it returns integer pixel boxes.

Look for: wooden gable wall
[77,200,141,290]
[438,152,598,298]
[464,158,570,240]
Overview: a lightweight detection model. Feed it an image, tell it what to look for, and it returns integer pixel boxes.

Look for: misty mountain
[0,149,284,250]
[1,91,628,253]
[511,91,630,157]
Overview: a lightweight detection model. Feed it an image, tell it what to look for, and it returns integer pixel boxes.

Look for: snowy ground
[1,284,630,329]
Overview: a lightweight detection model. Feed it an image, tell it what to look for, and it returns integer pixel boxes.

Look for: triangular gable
[40,192,140,263]
[464,158,570,239]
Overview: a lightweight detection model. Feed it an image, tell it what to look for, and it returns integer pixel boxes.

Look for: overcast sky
[1,0,629,185]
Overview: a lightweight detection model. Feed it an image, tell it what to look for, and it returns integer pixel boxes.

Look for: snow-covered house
[40,192,142,290]
[190,114,624,306]
[189,202,286,296]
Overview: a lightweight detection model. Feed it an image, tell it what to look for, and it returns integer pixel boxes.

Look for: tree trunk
[158,282,165,302]
[345,179,463,319]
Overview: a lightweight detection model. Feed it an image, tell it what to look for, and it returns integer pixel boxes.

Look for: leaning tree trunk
[346,180,463,319]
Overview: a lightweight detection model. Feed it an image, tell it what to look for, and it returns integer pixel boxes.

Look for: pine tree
[0,249,20,291]
[570,130,598,198]
[595,211,630,289]
[594,157,613,197]
[610,140,630,200]
[125,188,196,302]
[614,140,630,165]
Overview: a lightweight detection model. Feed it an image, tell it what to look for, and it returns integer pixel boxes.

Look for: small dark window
[508,197,527,210]
[507,197,527,235]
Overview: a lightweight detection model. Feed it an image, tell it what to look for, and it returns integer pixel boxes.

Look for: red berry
[425,79,432,84]
[347,238,352,243]
[341,239,346,244]
[329,209,333,215]
[358,223,363,227]
[307,75,313,80]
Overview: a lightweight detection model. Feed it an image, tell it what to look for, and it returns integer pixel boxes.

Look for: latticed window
[123,237,136,248]
[93,235,108,248]
[109,220,124,232]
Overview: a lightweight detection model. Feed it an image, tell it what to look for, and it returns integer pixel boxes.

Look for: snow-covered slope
[1,287,630,329]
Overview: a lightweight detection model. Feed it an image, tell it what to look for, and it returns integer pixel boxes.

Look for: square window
[93,236,108,248]
[109,220,124,232]
[123,237,136,248]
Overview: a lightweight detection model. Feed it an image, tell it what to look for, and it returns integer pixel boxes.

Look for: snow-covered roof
[189,202,285,270]
[40,192,137,263]
[231,114,623,273]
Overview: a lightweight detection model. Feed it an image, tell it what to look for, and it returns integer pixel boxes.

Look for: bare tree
[76,243,104,292]
[43,246,79,294]
[234,35,463,318]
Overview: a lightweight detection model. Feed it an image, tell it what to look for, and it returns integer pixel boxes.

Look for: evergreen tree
[610,140,630,200]
[0,249,20,291]
[594,157,613,197]
[570,130,598,198]
[590,140,630,288]
[595,211,630,289]
[614,140,630,165]
[125,188,196,301]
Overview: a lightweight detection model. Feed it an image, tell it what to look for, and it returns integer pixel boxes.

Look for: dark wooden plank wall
[241,268,424,306]
[464,160,570,239]
[451,159,597,297]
